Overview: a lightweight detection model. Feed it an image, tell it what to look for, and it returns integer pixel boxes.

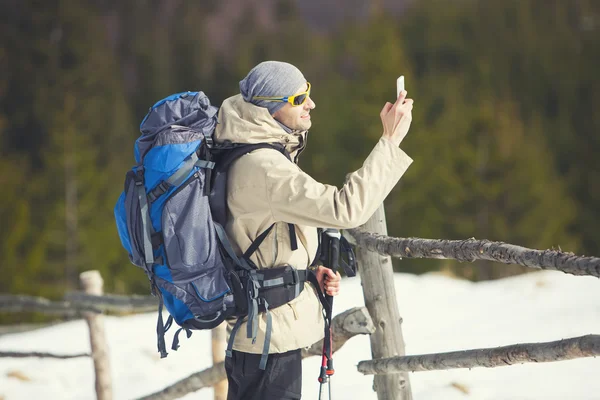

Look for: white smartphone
[396,76,405,98]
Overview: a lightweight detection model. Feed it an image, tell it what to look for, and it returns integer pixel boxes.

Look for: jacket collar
[214,94,308,160]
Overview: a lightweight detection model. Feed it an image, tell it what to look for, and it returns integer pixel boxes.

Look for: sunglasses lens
[293,94,307,106]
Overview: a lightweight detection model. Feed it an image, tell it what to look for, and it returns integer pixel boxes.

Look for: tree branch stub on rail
[357,334,600,375]
[302,306,375,357]
[347,229,600,278]
[138,307,375,400]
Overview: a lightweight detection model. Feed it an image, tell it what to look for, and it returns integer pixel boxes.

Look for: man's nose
[306,96,316,110]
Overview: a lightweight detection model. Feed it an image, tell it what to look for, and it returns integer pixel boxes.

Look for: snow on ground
[1,270,599,400]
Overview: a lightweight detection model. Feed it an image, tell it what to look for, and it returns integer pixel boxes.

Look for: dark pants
[225,349,303,400]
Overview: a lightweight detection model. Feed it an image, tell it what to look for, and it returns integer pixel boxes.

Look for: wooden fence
[346,225,600,400]
[0,291,374,400]
[1,218,599,399]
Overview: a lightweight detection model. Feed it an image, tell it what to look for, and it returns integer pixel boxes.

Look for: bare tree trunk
[212,323,227,400]
[476,129,494,281]
[138,307,374,400]
[347,230,600,278]
[356,205,412,400]
[64,95,78,287]
[357,334,600,374]
[81,271,112,400]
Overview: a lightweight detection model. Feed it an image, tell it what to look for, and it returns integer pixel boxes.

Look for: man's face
[272,83,316,131]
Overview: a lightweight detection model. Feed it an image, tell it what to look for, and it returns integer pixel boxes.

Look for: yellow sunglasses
[253,82,311,107]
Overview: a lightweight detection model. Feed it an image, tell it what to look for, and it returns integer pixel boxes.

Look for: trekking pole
[318,229,341,400]
[317,292,333,400]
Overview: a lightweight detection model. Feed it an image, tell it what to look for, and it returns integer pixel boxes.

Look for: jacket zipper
[273,223,278,264]
[293,133,306,164]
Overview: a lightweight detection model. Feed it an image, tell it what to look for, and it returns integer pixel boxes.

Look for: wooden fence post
[356,205,412,400]
[80,270,112,400]
[212,323,227,400]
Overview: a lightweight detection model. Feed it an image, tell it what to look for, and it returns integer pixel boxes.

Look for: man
[214,61,414,400]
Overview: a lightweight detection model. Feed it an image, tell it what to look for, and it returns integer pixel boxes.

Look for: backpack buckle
[290,267,300,285]
[134,167,145,186]
[247,271,261,300]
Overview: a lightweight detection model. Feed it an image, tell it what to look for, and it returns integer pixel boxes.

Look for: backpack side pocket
[161,170,233,323]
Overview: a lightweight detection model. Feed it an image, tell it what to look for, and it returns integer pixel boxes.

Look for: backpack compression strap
[132,168,170,357]
[147,148,215,204]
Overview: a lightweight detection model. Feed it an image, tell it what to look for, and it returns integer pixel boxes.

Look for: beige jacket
[214,94,413,354]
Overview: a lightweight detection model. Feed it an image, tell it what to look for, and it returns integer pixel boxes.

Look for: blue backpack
[114,91,311,369]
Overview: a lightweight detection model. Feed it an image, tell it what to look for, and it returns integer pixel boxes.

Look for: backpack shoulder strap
[209,143,290,227]
[209,143,298,265]
[215,142,289,171]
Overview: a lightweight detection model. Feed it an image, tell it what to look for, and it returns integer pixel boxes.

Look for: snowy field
[1,270,599,400]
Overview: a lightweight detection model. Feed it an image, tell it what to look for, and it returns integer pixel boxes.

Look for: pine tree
[0,0,134,304]
[394,0,582,279]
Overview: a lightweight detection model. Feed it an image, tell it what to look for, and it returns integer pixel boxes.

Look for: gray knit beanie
[239,61,307,115]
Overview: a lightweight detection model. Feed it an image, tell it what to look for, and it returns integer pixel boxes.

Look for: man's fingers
[324,276,341,293]
[324,268,337,279]
[395,90,407,106]
[323,270,341,296]
[380,102,393,119]
[324,269,341,281]
[324,285,339,296]
[395,97,414,119]
[325,277,340,286]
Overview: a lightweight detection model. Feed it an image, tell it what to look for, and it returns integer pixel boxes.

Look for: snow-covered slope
[1,270,599,400]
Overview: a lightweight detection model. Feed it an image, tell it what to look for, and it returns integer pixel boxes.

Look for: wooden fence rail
[347,229,600,278]
[0,351,90,359]
[357,334,600,374]
[0,293,157,315]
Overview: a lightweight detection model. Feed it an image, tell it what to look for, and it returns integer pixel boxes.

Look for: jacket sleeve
[264,137,413,229]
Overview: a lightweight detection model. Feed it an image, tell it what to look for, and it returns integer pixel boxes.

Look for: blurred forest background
[1,0,599,322]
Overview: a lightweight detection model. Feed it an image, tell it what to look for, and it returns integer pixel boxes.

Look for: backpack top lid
[135,91,219,163]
